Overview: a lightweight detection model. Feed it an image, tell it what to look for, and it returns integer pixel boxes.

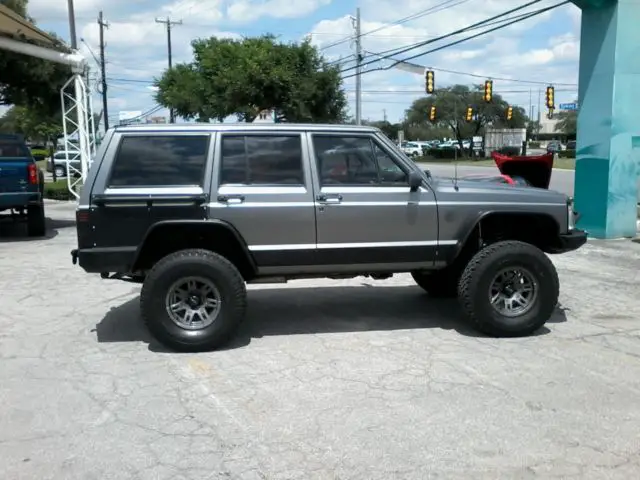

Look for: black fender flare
[132,219,257,273]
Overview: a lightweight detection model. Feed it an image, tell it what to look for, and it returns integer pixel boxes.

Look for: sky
[23,0,582,126]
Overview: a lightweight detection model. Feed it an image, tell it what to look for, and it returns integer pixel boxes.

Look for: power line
[320,0,470,51]
[339,0,546,75]
[342,1,568,80]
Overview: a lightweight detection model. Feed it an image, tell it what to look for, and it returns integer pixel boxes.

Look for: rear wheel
[140,249,247,352]
[457,240,559,337]
[27,203,46,237]
[54,165,66,177]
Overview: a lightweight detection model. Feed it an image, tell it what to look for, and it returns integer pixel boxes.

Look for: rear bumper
[72,247,136,273]
[0,191,42,209]
[551,228,588,253]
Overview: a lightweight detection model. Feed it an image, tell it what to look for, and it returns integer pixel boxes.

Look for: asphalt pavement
[1,202,640,479]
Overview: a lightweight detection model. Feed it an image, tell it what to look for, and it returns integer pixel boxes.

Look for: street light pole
[67,0,77,49]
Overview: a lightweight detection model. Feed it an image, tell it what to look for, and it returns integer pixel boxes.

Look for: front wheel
[140,249,247,352]
[457,240,559,337]
[54,165,66,177]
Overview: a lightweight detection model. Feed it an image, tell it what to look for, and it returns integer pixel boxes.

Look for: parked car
[546,140,564,153]
[0,133,46,236]
[48,150,81,177]
[400,141,422,157]
[71,123,586,351]
[566,140,576,150]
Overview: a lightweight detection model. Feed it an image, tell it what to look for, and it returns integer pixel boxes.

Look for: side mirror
[408,170,423,191]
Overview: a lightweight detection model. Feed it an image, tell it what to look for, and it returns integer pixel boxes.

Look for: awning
[0,4,58,46]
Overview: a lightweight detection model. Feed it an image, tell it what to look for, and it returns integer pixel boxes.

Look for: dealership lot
[1,201,640,479]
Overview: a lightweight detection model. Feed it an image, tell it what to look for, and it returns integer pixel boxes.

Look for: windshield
[0,139,30,159]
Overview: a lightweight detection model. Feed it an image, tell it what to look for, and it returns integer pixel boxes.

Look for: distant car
[47,150,81,177]
[546,140,564,153]
[566,140,576,150]
[400,141,422,157]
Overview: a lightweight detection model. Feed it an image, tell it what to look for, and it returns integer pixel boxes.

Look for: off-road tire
[26,203,46,237]
[140,249,247,352]
[457,240,559,337]
[411,268,459,298]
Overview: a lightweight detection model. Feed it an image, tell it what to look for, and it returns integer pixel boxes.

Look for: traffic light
[465,106,473,121]
[506,106,513,120]
[483,80,493,102]
[429,105,436,121]
[425,70,435,94]
[546,86,554,109]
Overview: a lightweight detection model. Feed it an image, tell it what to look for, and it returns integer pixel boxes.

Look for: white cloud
[227,0,332,23]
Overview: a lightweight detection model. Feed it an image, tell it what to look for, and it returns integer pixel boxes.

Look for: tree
[0,105,63,142]
[155,35,347,123]
[0,0,73,115]
[405,84,528,151]
[555,109,577,135]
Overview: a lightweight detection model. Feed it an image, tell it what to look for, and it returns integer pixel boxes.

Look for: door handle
[217,194,245,204]
[316,194,342,204]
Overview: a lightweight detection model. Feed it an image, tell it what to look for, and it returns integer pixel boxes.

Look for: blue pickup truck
[0,134,46,236]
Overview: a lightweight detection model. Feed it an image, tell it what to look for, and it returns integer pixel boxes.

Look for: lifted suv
[72,124,586,351]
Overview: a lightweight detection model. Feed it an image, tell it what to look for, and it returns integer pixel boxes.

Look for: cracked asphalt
[1,201,640,479]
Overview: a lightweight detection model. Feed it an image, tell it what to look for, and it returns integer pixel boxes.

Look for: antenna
[453,100,459,191]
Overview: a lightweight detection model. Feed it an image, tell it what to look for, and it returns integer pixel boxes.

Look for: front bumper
[553,228,588,253]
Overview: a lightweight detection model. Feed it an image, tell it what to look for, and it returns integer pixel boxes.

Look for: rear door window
[108,135,210,187]
[0,139,29,159]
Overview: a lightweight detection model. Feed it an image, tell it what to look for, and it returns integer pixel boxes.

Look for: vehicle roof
[112,123,380,134]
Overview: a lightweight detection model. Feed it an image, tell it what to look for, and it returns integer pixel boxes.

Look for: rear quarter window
[0,140,30,159]
[108,135,210,187]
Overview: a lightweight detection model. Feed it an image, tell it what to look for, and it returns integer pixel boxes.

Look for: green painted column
[572,0,639,238]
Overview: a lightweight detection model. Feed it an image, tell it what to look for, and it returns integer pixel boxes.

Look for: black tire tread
[140,248,247,352]
[457,240,559,337]
[27,203,46,237]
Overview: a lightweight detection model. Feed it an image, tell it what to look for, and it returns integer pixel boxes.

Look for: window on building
[108,135,209,187]
[219,135,304,185]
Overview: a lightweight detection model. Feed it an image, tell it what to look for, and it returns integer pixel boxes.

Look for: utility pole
[98,11,109,131]
[67,0,77,48]
[383,109,387,122]
[354,8,362,125]
[155,17,182,123]
[529,88,532,121]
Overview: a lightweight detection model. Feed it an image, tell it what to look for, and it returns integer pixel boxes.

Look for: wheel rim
[488,267,538,317]
[55,167,65,176]
[165,276,222,330]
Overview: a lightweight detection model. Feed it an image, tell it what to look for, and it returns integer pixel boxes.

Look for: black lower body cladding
[140,248,247,352]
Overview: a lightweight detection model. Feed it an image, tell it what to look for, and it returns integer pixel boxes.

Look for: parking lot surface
[1,201,640,479]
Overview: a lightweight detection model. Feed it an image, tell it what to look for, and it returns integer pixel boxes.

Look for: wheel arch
[132,219,258,279]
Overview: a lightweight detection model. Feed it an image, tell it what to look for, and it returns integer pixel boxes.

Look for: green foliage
[528,141,541,148]
[0,0,73,115]
[43,180,73,201]
[0,105,63,141]
[559,149,576,158]
[555,109,577,135]
[425,147,459,159]
[405,84,529,150]
[155,35,347,123]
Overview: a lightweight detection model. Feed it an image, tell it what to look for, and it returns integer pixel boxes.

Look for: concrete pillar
[572,0,640,238]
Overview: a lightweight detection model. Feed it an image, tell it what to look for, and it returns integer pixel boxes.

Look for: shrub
[44,180,74,201]
[528,142,541,148]
[559,149,576,158]
[496,146,521,156]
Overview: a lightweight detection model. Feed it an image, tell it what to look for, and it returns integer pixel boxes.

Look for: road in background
[419,162,576,196]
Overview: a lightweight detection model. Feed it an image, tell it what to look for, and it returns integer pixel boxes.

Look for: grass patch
[44,180,74,201]
[418,156,576,169]
[36,159,47,171]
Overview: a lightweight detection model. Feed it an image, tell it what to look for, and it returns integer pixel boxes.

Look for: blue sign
[559,103,578,110]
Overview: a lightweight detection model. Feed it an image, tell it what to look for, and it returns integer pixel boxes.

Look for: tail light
[28,163,38,184]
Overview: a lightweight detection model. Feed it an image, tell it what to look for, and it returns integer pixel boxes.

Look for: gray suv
[71,123,586,351]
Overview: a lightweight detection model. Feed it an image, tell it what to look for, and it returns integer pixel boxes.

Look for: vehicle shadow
[0,216,75,242]
[95,285,568,352]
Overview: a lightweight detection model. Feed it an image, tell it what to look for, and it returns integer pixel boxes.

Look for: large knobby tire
[140,249,247,352]
[457,240,559,337]
[411,269,459,298]
[27,203,46,237]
